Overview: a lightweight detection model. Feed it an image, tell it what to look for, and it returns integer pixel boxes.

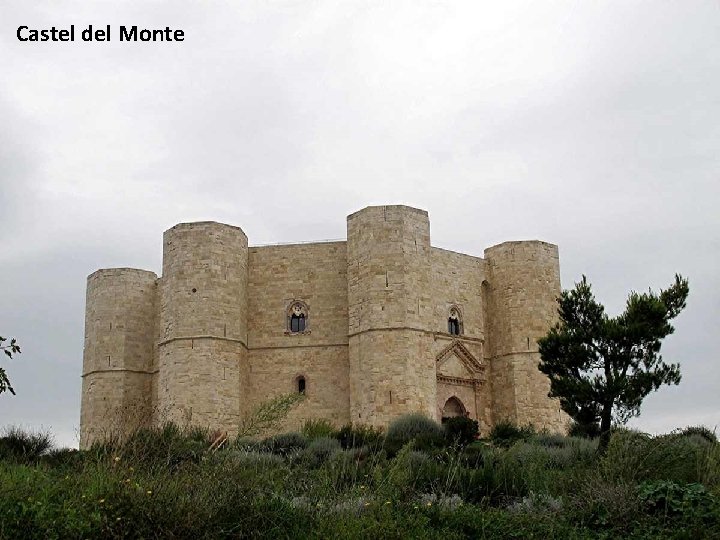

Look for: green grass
[0,420,718,539]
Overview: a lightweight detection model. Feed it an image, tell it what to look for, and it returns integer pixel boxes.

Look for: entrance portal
[441,396,467,423]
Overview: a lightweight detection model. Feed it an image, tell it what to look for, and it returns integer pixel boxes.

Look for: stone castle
[80,205,567,448]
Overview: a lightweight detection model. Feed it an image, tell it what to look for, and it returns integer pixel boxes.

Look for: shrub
[638,480,718,520]
[0,426,54,463]
[443,416,479,446]
[303,436,341,467]
[533,432,568,448]
[508,491,563,514]
[460,441,495,467]
[259,432,307,455]
[101,423,209,470]
[336,423,384,450]
[679,425,718,444]
[567,473,642,531]
[40,448,82,469]
[490,420,535,448]
[569,421,601,439]
[213,449,285,468]
[601,429,718,486]
[383,414,444,456]
[302,419,337,440]
[531,434,598,467]
[234,436,260,451]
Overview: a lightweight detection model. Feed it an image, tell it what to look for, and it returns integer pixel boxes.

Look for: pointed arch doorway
[441,396,467,424]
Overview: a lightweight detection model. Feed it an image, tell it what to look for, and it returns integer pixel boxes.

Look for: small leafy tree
[237,392,305,437]
[538,275,689,452]
[0,336,21,395]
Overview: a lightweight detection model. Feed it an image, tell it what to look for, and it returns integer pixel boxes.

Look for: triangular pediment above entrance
[437,352,474,379]
[435,340,485,378]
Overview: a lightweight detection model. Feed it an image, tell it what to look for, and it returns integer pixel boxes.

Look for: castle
[80,205,567,448]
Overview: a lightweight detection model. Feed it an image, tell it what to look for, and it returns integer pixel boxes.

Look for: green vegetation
[0,336,21,396]
[538,274,689,451]
[1,417,718,539]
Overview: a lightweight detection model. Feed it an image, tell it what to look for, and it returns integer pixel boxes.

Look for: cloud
[1,1,718,447]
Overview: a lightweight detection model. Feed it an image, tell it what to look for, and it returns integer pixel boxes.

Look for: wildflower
[116,517,122,521]
[426,502,432,507]
[360,485,366,490]
[146,490,152,495]
[384,501,391,505]
[81,495,86,499]
[114,456,121,462]
[125,479,131,483]
[364,502,371,507]
[99,499,105,504]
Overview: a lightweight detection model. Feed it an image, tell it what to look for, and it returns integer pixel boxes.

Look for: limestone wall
[484,241,567,431]
[347,205,437,426]
[157,222,248,434]
[246,242,350,428]
[80,268,157,448]
[429,247,487,340]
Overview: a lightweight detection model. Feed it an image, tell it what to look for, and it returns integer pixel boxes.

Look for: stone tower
[156,222,249,435]
[347,205,437,425]
[484,241,565,429]
[80,268,157,447]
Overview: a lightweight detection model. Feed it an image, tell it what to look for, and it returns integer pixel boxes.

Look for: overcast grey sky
[1,1,718,448]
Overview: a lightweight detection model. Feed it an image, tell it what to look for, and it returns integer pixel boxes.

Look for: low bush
[443,416,479,446]
[40,448,82,469]
[489,420,536,448]
[383,414,444,456]
[302,419,337,440]
[94,423,209,471]
[567,473,642,532]
[602,429,714,485]
[0,426,54,463]
[638,480,718,520]
[233,436,260,451]
[680,425,718,444]
[303,436,341,467]
[336,423,384,450]
[568,421,601,439]
[259,432,308,455]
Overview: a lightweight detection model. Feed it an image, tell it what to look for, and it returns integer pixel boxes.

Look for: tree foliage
[0,336,21,395]
[237,392,305,437]
[538,275,689,451]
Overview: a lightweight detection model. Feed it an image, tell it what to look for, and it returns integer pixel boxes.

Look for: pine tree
[538,274,689,452]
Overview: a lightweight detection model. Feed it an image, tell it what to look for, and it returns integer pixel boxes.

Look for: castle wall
[429,247,487,340]
[428,247,491,430]
[484,241,567,431]
[157,222,248,435]
[246,242,350,429]
[80,268,157,448]
[347,205,436,426]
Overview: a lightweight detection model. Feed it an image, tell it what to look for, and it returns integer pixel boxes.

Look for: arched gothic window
[287,301,308,333]
[448,306,462,335]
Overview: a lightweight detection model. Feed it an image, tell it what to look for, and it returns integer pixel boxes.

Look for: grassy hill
[1,417,718,539]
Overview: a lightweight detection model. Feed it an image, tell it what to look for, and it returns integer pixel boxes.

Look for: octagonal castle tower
[80,205,567,448]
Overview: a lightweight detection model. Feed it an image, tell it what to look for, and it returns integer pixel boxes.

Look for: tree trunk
[598,403,613,454]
